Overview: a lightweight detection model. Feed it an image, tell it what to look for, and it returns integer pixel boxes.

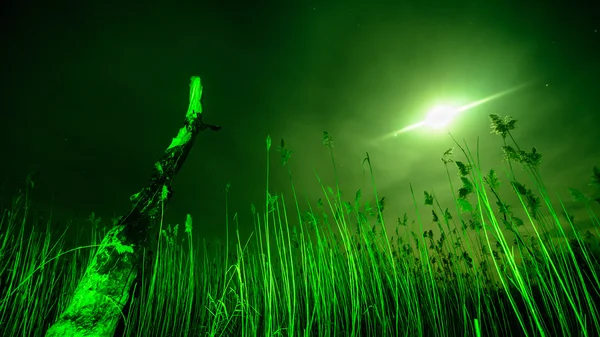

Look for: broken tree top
[167,76,221,152]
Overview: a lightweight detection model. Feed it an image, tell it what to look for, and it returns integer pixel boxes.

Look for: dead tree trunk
[45,76,221,337]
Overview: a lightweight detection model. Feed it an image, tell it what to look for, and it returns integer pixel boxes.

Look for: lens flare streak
[387,82,533,138]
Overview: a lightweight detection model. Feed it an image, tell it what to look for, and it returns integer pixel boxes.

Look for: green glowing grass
[0,114,599,336]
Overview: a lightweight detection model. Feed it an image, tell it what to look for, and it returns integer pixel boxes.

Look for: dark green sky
[1,0,598,244]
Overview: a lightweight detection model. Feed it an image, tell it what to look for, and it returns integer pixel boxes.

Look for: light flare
[385,81,533,139]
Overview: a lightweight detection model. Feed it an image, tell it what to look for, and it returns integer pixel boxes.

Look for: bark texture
[45,76,221,337]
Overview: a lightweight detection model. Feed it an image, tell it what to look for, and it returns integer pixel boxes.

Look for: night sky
[1,0,598,246]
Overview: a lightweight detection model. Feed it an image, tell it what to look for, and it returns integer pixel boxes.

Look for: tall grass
[0,114,599,336]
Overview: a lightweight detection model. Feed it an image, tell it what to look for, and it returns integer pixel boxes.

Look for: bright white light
[390,105,457,135]
[423,105,458,129]
[382,81,534,139]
